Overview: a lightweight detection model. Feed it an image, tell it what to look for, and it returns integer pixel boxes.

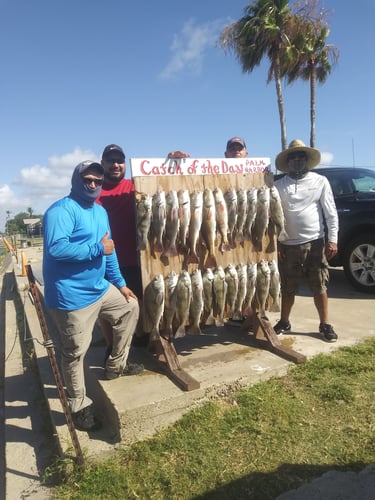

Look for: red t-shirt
[97,179,138,268]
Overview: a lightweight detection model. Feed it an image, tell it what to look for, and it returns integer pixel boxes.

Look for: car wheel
[343,234,375,294]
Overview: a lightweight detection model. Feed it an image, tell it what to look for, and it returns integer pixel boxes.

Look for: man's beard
[288,161,308,180]
[104,170,125,183]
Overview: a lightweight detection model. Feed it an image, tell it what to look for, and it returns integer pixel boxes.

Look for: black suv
[315,167,375,294]
[275,167,375,294]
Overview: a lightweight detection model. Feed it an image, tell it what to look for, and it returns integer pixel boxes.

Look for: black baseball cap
[102,144,125,160]
[226,137,247,150]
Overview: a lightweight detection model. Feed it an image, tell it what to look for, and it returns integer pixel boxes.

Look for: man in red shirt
[97,144,145,362]
[97,144,142,296]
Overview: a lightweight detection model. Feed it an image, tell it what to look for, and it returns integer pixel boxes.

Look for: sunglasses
[288,152,307,160]
[104,157,125,164]
[82,176,103,186]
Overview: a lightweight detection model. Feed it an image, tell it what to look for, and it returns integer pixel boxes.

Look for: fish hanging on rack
[162,190,180,258]
[187,190,203,264]
[136,192,152,251]
[213,187,231,253]
[201,188,217,268]
[151,190,166,253]
[174,270,192,338]
[187,269,204,335]
[143,274,165,341]
[177,189,191,253]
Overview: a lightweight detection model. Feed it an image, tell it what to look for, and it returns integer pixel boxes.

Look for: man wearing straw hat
[273,139,339,342]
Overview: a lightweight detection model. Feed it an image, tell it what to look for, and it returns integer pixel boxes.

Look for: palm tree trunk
[274,63,287,150]
[310,62,316,147]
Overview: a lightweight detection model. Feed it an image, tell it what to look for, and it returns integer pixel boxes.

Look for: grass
[50,339,375,499]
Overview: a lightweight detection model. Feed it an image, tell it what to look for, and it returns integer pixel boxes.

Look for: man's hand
[167,151,190,159]
[119,286,138,302]
[325,242,338,260]
[101,232,115,255]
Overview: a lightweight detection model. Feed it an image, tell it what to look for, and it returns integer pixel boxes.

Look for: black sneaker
[105,362,144,380]
[319,323,338,342]
[123,362,144,376]
[273,319,291,335]
[72,405,102,432]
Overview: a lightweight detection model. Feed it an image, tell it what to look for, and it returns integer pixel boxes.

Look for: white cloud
[0,147,98,232]
[159,18,225,79]
[320,151,334,165]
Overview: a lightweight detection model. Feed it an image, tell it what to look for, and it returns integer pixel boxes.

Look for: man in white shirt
[273,139,339,342]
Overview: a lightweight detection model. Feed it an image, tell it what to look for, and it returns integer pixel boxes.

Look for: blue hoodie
[43,161,126,310]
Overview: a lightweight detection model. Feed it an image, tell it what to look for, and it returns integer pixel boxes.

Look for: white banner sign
[130,157,271,178]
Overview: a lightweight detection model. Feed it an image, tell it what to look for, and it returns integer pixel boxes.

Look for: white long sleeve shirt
[274,171,339,245]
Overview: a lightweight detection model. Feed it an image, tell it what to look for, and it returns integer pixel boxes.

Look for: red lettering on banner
[139,159,183,176]
[140,160,151,175]
[135,157,269,177]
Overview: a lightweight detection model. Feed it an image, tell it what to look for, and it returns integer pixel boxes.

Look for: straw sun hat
[275,139,321,173]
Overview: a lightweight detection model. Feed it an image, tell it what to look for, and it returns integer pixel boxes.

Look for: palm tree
[285,6,339,147]
[219,0,293,150]
[27,207,34,217]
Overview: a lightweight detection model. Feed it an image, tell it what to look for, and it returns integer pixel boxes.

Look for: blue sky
[1,0,374,231]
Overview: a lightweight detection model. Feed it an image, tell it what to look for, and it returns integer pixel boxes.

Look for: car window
[321,173,352,195]
[328,176,348,195]
[352,173,375,193]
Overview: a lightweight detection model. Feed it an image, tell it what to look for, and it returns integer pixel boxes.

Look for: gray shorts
[278,238,329,296]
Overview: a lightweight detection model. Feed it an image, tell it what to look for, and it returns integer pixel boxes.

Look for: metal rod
[26,264,84,466]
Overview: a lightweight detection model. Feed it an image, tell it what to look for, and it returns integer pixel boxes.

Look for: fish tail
[186,324,202,335]
[154,240,164,253]
[232,311,244,321]
[220,240,232,253]
[150,328,160,342]
[278,229,289,242]
[187,252,200,265]
[174,325,186,338]
[215,317,225,327]
[205,254,217,268]
[235,231,244,243]
[269,302,281,312]
[205,314,215,326]
[162,245,178,258]
[161,326,174,340]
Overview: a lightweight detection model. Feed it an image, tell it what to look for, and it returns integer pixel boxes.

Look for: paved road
[1,253,52,499]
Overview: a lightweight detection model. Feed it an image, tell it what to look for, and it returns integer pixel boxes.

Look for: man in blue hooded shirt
[43,160,143,432]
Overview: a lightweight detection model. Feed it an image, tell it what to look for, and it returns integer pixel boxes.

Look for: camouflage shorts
[278,238,329,295]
